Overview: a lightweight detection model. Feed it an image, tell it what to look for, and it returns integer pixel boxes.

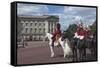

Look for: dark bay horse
[62,32,97,61]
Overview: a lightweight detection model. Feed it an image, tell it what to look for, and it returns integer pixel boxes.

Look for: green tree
[64,24,77,40]
[67,24,77,34]
[90,24,96,34]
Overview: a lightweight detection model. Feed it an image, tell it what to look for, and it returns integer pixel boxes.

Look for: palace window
[35,23,37,26]
[39,23,41,26]
[43,28,45,33]
[35,28,37,33]
[25,28,28,33]
[30,28,32,33]
[39,28,41,34]
[44,23,45,26]
[32,29,34,33]
[26,23,28,26]
[30,23,33,26]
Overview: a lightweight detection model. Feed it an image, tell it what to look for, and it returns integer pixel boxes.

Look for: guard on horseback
[84,25,91,38]
[73,22,86,61]
[74,22,85,39]
[75,23,86,46]
[77,23,85,39]
[52,23,61,46]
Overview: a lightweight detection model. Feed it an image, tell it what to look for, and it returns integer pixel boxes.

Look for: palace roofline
[17,15,59,19]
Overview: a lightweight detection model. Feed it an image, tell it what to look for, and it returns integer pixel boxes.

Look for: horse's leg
[60,42,66,58]
[72,46,76,61]
[78,48,81,61]
[76,39,79,61]
[79,48,83,61]
[83,47,86,60]
[75,46,77,61]
[72,39,77,61]
[82,40,86,61]
[49,45,54,57]
[72,47,75,61]
[82,47,86,61]
[74,48,77,61]
[81,45,84,61]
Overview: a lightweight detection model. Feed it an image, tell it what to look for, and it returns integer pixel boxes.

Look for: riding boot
[52,40,54,47]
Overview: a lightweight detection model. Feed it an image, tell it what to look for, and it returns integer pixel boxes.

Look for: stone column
[49,22,51,33]
[53,22,54,33]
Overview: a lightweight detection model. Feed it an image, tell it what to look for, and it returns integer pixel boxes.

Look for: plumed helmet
[56,23,61,29]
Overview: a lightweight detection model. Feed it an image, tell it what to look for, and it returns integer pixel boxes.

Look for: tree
[67,24,77,34]
[64,24,77,40]
[90,21,96,34]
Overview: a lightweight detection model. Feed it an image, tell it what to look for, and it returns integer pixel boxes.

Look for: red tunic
[76,26,85,36]
[52,29,61,41]
[79,29,85,36]
[76,26,81,35]
[84,29,90,37]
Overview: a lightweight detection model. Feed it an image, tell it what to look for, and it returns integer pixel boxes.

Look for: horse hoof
[64,55,66,58]
[51,54,54,57]
[51,55,54,57]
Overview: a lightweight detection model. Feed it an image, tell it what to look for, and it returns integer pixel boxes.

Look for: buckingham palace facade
[17,15,59,41]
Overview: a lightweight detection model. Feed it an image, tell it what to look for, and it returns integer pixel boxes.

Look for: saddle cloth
[55,34,61,45]
[74,32,84,40]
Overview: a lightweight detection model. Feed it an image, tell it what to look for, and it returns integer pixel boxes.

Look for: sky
[17,3,96,30]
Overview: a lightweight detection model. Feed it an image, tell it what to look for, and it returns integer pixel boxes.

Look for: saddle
[74,32,84,40]
[55,34,61,45]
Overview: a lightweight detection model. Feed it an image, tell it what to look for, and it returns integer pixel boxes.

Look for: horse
[71,38,79,61]
[84,34,97,59]
[62,32,86,61]
[71,32,85,61]
[73,32,98,61]
[61,32,78,61]
[44,33,71,58]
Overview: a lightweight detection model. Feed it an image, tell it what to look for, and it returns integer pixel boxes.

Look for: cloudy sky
[17,3,96,30]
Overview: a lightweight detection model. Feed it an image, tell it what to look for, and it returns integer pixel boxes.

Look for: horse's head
[44,33,48,38]
[45,33,52,38]
[43,33,53,41]
[61,32,70,41]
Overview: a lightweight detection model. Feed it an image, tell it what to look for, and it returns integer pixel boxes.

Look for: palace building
[17,15,59,41]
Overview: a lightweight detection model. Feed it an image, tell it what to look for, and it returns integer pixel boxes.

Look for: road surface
[17,41,96,65]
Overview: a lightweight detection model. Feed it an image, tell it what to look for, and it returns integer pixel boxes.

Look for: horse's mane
[47,33,53,37]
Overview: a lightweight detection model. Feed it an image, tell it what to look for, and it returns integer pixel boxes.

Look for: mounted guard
[52,23,61,46]
[74,22,85,40]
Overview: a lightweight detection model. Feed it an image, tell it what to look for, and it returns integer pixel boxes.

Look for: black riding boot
[52,40,54,47]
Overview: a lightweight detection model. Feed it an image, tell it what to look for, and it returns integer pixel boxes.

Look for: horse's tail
[64,39,72,55]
